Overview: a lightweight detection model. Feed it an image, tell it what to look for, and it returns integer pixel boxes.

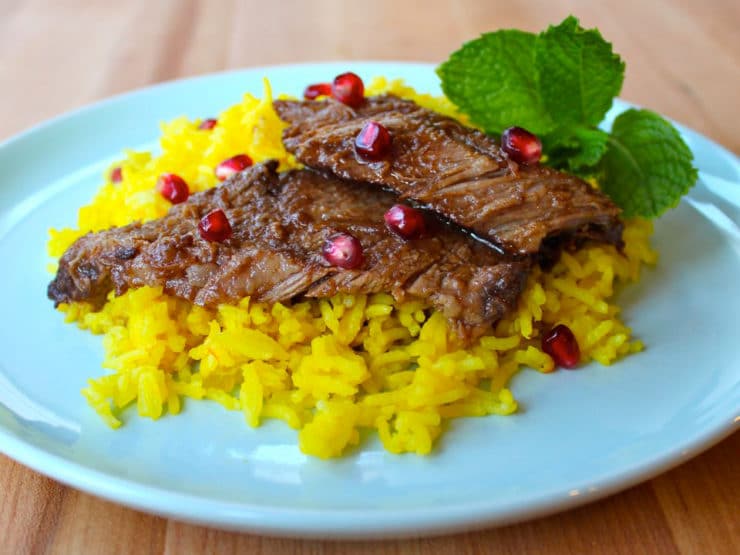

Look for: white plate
[0,62,738,539]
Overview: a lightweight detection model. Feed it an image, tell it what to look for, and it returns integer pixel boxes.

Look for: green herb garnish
[436,15,697,219]
[599,109,697,218]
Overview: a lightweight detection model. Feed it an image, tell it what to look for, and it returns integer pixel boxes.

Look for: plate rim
[0,61,738,539]
[0,404,736,538]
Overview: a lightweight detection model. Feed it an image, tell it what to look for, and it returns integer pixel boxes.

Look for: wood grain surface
[1,1,738,553]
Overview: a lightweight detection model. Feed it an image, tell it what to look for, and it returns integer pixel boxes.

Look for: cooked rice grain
[52,78,656,458]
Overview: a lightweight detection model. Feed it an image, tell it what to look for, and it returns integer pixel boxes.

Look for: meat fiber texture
[274,95,623,257]
[49,162,529,342]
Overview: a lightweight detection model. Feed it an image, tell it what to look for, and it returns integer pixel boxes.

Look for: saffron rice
[49,78,656,458]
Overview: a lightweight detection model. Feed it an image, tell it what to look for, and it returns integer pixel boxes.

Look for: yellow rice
[49,77,657,458]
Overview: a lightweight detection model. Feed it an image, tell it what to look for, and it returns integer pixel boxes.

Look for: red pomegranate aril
[156,173,190,204]
[215,154,253,181]
[198,118,217,130]
[322,233,363,269]
[355,120,392,161]
[331,72,365,108]
[542,324,581,369]
[110,166,123,183]
[501,126,542,165]
[198,209,232,242]
[384,204,426,240]
[303,82,332,100]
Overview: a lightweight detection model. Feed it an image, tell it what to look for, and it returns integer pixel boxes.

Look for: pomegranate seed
[331,72,365,108]
[501,126,542,165]
[542,324,581,369]
[156,173,190,204]
[384,204,426,240]
[304,83,332,100]
[110,166,123,183]
[198,209,232,242]
[198,118,217,130]
[322,233,363,269]
[215,154,253,181]
[355,120,392,161]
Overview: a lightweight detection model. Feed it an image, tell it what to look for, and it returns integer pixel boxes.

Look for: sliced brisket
[48,162,530,342]
[274,95,623,256]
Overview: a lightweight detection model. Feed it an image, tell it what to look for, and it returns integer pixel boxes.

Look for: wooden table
[1,1,738,553]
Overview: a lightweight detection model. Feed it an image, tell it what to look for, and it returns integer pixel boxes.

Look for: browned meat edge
[274,95,623,257]
[48,162,530,342]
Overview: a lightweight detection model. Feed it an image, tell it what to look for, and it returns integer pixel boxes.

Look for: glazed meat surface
[274,95,623,256]
[48,162,530,341]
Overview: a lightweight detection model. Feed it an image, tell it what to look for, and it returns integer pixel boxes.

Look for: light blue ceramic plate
[0,63,738,539]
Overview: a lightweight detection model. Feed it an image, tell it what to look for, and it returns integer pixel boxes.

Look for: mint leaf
[437,16,623,136]
[436,30,554,135]
[544,127,609,173]
[535,16,624,127]
[598,109,697,218]
[567,127,610,169]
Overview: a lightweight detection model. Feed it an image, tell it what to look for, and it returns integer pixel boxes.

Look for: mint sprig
[436,16,697,219]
